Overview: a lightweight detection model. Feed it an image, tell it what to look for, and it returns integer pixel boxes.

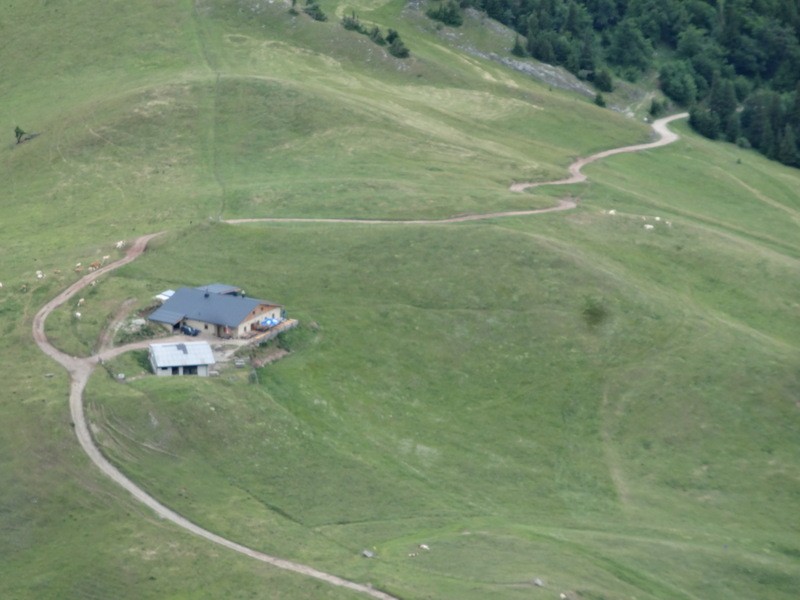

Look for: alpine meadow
[1,1,799,600]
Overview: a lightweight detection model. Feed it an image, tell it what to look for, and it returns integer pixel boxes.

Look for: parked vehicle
[180,324,200,336]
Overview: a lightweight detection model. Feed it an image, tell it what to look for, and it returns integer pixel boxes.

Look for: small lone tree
[15,126,25,144]
[511,35,526,57]
[387,31,410,58]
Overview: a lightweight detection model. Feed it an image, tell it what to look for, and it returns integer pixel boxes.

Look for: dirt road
[510,112,688,192]
[31,113,688,599]
[31,234,400,600]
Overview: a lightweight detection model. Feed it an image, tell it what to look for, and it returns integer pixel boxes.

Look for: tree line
[428,0,800,167]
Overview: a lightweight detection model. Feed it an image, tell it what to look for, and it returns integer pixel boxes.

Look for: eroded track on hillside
[226,113,688,226]
[32,113,687,600]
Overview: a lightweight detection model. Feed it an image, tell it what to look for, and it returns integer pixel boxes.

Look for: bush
[659,62,698,105]
[594,92,606,107]
[582,296,609,327]
[385,30,410,58]
[689,106,721,139]
[511,35,526,57]
[426,1,463,27]
[368,26,385,45]
[303,0,327,22]
[649,98,667,117]
[592,69,614,92]
[388,37,410,58]
[341,13,364,32]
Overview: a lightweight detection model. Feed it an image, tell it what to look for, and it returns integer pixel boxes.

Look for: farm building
[147,284,284,338]
[149,341,216,377]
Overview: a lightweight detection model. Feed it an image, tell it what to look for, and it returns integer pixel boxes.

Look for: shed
[149,341,216,377]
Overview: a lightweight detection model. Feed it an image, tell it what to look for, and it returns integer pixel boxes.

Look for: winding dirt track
[32,113,687,599]
[227,113,687,225]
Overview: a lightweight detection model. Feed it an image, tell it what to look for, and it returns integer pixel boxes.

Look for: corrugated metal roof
[149,341,215,368]
[148,287,281,328]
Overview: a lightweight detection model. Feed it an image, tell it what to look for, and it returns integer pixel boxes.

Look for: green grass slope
[1,1,798,599]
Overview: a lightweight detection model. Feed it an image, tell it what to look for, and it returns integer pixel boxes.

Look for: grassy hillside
[1,1,798,599]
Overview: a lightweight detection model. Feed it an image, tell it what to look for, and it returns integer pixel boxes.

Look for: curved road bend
[32,235,400,600]
[227,113,688,224]
[32,113,688,599]
[509,112,688,192]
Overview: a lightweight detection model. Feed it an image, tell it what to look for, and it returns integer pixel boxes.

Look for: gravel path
[31,113,688,599]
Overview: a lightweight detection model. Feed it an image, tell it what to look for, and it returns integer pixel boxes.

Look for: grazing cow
[77,298,85,307]
[74,312,81,319]
[88,260,102,271]
[74,265,84,273]
[644,224,655,230]
[35,270,44,279]
[115,240,125,249]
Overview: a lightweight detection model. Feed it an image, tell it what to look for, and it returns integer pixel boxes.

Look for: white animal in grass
[644,224,655,230]
[115,240,125,249]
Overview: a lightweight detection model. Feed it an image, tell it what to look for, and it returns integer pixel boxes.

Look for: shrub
[592,69,614,92]
[388,37,410,58]
[303,0,327,22]
[341,13,364,32]
[689,106,721,139]
[368,26,385,45]
[582,296,609,326]
[426,1,463,27]
[511,35,526,57]
[649,98,667,117]
[385,30,410,58]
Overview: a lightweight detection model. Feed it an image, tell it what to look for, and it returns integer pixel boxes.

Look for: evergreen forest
[455,0,800,166]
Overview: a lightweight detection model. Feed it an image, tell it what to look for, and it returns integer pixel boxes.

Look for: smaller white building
[149,341,216,377]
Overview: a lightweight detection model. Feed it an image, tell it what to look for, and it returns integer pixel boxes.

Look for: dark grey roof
[150,341,215,367]
[148,288,280,328]
[195,283,241,295]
